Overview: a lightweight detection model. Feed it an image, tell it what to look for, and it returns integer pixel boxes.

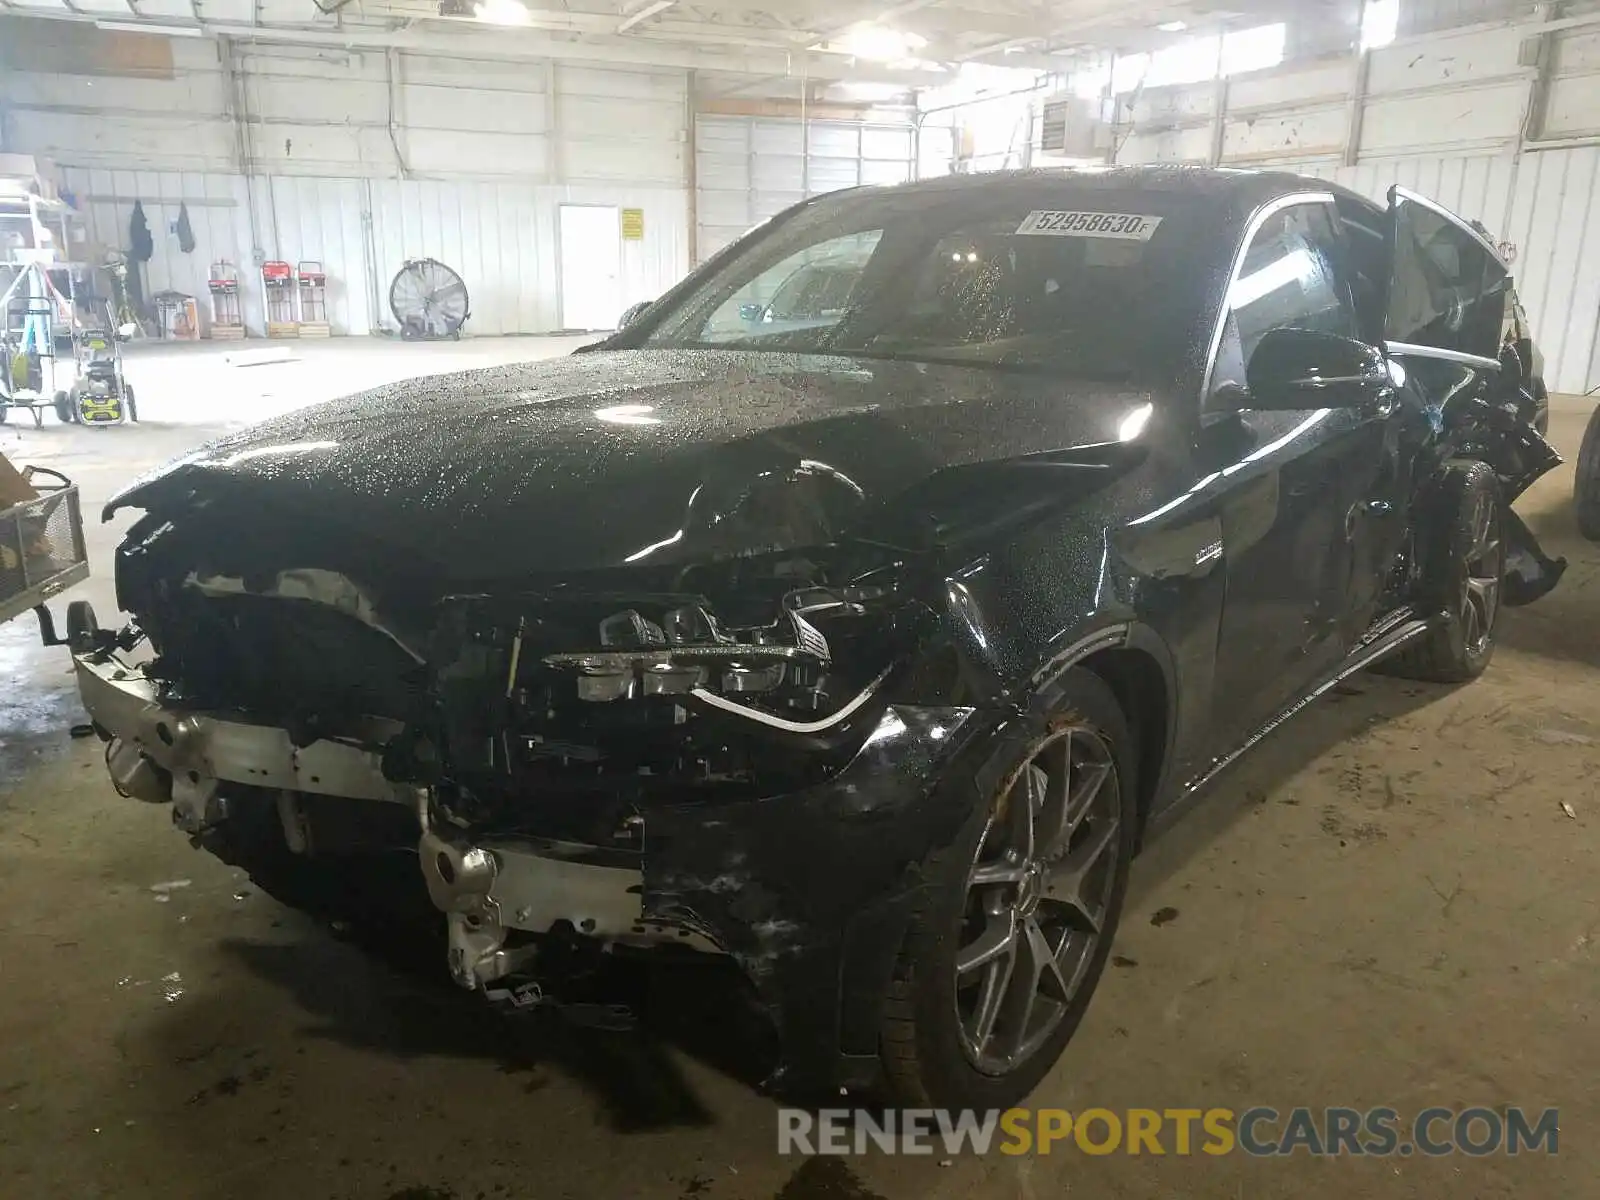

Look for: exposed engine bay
[421,570,928,808]
[85,503,975,1049]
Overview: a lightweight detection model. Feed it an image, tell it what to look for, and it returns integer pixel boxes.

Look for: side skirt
[1146,608,1438,837]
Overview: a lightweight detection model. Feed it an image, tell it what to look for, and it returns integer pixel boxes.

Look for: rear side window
[1386,195,1509,358]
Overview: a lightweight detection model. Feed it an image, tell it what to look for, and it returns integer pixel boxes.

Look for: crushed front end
[77,506,990,1091]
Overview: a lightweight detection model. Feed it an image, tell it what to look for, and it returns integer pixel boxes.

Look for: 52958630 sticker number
[1015,211,1163,240]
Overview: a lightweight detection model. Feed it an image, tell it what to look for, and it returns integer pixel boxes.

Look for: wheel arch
[1060,624,1177,846]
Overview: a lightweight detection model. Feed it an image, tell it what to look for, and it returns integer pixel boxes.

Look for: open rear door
[1383,185,1511,366]
[1383,185,1564,605]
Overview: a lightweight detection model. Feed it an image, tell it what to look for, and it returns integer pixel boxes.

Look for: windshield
[641,185,1209,380]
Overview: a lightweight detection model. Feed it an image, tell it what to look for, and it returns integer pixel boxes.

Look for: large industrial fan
[389,257,470,340]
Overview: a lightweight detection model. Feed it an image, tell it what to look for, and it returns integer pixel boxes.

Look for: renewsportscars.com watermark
[778,1107,1560,1158]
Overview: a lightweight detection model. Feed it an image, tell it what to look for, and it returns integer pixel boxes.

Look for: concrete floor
[1,336,1597,1200]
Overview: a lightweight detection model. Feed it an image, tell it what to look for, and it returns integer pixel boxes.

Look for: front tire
[65,601,99,653]
[879,667,1137,1109]
[1575,405,1600,541]
[1389,459,1505,683]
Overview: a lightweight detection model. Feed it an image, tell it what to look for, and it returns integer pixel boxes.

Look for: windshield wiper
[825,347,1133,380]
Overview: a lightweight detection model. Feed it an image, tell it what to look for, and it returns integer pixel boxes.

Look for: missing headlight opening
[422,558,923,809]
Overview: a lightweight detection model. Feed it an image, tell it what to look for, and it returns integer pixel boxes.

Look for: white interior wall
[3,20,922,334]
[1,29,691,335]
[1106,13,1600,395]
[54,168,690,336]
[694,115,924,263]
[9,11,1600,383]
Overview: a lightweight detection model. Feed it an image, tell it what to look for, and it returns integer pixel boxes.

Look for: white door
[559,205,623,330]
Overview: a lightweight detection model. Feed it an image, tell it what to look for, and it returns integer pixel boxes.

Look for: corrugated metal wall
[11,40,691,336]
[1111,14,1600,395]
[695,116,916,262]
[1281,151,1600,395]
[60,168,689,337]
[1,37,687,186]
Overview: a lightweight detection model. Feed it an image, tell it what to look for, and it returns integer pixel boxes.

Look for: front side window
[1229,202,1360,365]
[1207,201,1361,405]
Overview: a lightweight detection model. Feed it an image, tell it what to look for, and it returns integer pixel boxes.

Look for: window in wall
[1221,23,1287,75]
[1361,0,1400,51]
[1087,22,1287,96]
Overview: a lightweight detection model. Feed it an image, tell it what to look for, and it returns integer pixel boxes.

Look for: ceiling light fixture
[1156,20,1188,32]
[1359,0,1399,50]
[94,19,205,36]
[472,0,531,26]
[829,24,928,62]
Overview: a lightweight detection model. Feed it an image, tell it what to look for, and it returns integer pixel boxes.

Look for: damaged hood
[110,349,1151,577]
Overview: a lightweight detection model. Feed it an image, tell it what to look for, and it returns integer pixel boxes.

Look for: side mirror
[1243,328,1389,411]
[738,302,767,323]
[618,301,652,329]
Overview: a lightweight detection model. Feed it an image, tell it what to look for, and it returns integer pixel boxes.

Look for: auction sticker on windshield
[1015,211,1163,240]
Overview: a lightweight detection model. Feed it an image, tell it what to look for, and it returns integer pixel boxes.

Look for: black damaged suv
[70,168,1562,1108]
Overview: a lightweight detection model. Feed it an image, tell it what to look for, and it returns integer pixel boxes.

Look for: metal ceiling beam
[427,8,814,50]
[617,0,675,33]
[9,9,953,82]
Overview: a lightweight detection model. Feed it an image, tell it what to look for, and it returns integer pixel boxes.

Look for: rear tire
[879,667,1137,1110]
[1388,459,1505,683]
[1575,405,1600,541]
[53,391,74,424]
[124,385,139,423]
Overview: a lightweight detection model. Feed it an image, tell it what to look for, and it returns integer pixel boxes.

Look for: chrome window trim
[1384,341,1503,371]
[1199,190,1340,403]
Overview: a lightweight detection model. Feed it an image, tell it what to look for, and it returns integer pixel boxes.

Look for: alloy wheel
[955,725,1122,1076]
[1462,491,1503,656]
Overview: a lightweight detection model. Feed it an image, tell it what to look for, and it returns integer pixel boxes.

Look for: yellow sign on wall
[621,208,645,240]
